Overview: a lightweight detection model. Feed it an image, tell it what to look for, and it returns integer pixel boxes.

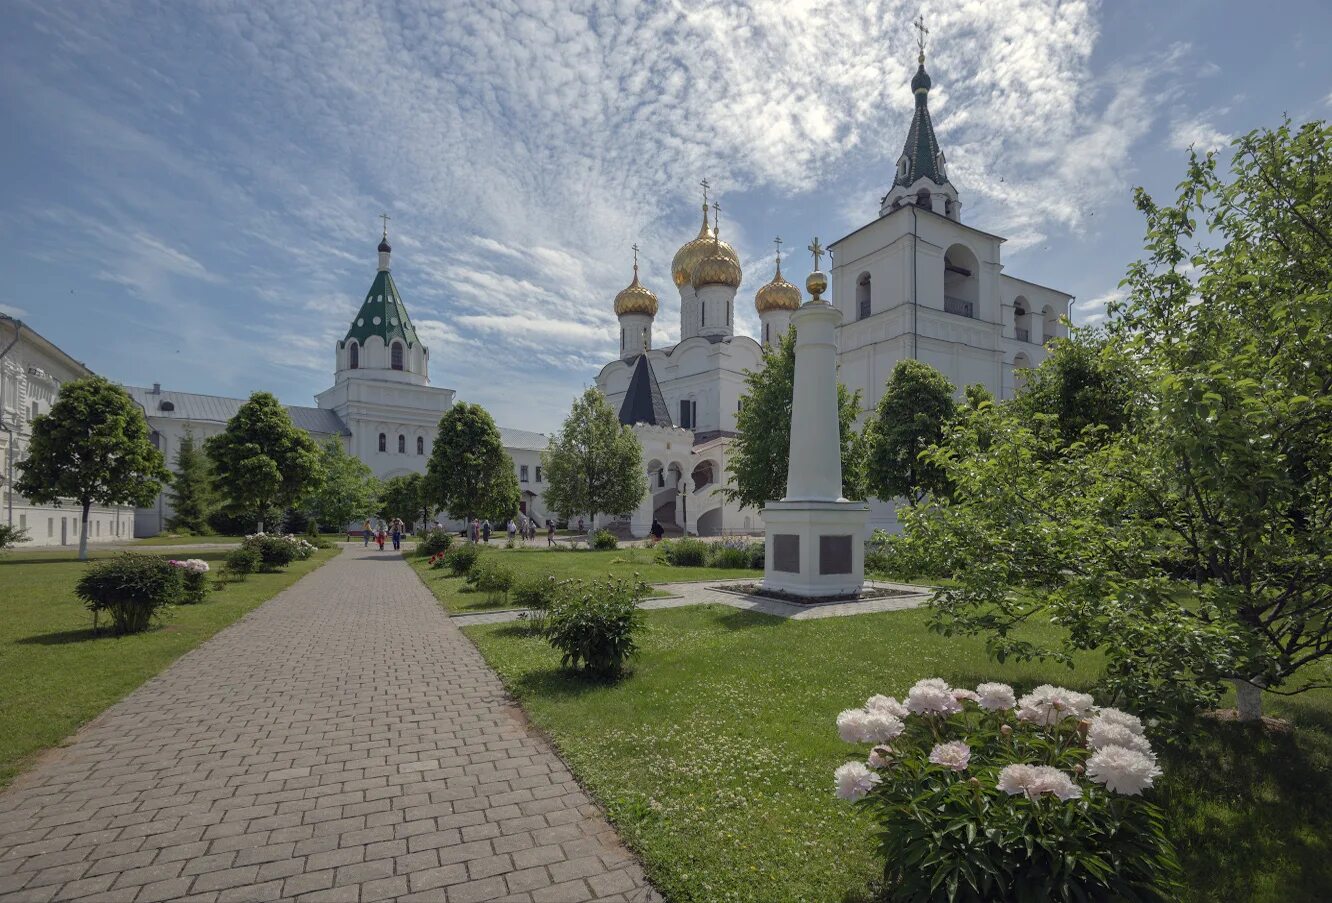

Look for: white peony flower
[834,761,881,802]
[867,746,893,769]
[1016,685,1095,726]
[1087,719,1154,757]
[928,741,972,772]
[1086,745,1162,795]
[951,689,981,704]
[862,711,906,744]
[1093,707,1146,737]
[997,764,1039,797]
[865,694,909,719]
[906,679,962,716]
[837,709,871,743]
[976,682,1017,712]
[996,764,1082,801]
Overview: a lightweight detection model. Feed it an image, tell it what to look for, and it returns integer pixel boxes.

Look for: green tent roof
[343,267,420,349]
[894,60,947,188]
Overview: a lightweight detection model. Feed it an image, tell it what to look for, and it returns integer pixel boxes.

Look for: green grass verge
[129,534,248,546]
[408,547,756,613]
[463,604,1332,903]
[0,546,336,789]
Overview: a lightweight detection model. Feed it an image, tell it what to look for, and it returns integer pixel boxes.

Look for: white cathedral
[597,47,1070,537]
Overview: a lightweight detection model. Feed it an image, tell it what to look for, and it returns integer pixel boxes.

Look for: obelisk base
[760,499,869,598]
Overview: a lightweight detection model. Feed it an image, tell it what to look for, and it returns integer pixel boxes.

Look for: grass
[130,533,247,546]
[462,604,1332,903]
[408,547,757,613]
[0,546,336,789]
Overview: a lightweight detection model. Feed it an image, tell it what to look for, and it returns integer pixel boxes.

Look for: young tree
[204,392,324,533]
[1011,328,1142,444]
[165,431,213,533]
[722,328,863,509]
[424,403,520,530]
[541,388,646,527]
[15,377,170,560]
[864,359,957,506]
[379,473,428,529]
[907,120,1332,721]
[303,438,379,532]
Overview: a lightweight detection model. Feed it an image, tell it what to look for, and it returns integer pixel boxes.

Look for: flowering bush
[242,533,314,570]
[418,530,453,557]
[834,679,1180,901]
[591,529,618,550]
[168,558,212,604]
[75,554,183,634]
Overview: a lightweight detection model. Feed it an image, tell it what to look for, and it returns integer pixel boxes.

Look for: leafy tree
[1012,328,1142,444]
[15,377,170,560]
[424,403,520,529]
[906,120,1332,721]
[303,438,379,532]
[541,388,646,526]
[379,473,431,529]
[722,327,863,509]
[204,392,324,533]
[864,359,956,506]
[165,431,213,533]
[0,523,31,550]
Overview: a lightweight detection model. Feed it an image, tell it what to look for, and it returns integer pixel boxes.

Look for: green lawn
[408,547,757,613]
[130,533,247,546]
[463,604,1332,903]
[0,546,336,788]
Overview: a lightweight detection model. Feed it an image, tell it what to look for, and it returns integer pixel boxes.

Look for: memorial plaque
[819,535,853,575]
[773,534,800,573]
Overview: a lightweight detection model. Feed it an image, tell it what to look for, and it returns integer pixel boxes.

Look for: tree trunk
[78,500,91,561]
[1234,678,1265,721]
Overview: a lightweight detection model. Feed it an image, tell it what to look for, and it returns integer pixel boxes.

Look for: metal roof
[122,385,351,436]
[498,426,549,451]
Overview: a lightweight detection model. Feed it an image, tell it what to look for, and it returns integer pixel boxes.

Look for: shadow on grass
[17,627,122,645]
[712,607,785,631]
[511,665,629,700]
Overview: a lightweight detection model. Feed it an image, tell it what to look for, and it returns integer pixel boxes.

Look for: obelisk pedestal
[760,252,869,598]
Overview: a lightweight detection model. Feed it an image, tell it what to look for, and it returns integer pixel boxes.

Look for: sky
[2,0,1329,434]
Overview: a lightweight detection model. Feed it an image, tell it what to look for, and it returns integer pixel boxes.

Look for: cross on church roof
[914,13,929,54]
[808,237,824,271]
[774,236,783,264]
[379,212,391,239]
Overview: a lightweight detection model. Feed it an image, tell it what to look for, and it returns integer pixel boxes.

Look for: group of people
[467,515,552,545]
[361,517,405,551]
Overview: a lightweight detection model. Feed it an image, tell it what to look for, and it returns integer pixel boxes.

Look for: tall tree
[424,403,520,529]
[204,392,324,533]
[541,388,646,526]
[864,359,957,506]
[303,438,379,532]
[1011,328,1142,444]
[165,431,213,533]
[379,473,429,529]
[722,327,863,510]
[15,377,170,560]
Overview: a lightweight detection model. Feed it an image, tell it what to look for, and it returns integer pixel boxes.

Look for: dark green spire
[894,52,946,188]
[343,236,420,349]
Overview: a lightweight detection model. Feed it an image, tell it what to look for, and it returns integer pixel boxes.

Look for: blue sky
[2,0,1329,433]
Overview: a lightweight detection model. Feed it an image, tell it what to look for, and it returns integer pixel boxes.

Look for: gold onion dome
[614,262,658,316]
[755,259,801,312]
[672,202,739,287]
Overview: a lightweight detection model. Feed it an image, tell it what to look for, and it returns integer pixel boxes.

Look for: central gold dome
[671,203,739,288]
[614,265,658,316]
[755,260,802,312]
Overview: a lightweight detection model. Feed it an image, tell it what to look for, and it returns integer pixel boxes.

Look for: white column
[784,302,844,501]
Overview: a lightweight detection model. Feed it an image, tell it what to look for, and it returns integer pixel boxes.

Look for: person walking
[650,518,665,544]
[376,524,386,551]
[481,519,492,544]
[547,519,556,547]
[506,518,517,542]
[362,518,372,547]
[391,518,402,551]
[470,518,479,543]
[577,517,585,535]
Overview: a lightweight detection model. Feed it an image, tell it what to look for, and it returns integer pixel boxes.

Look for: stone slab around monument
[759,499,870,598]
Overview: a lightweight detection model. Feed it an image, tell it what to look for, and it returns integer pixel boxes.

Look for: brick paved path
[0,546,657,903]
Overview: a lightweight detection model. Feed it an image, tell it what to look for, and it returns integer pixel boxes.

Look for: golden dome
[754,259,802,313]
[671,203,739,288]
[614,263,658,317]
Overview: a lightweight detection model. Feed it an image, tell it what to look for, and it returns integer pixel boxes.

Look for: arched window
[1013,353,1032,392]
[620,328,624,351]
[378,433,386,452]
[944,244,980,319]
[397,434,406,454]
[391,341,404,370]
[857,273,872,320]
[701,300,706,327]
[763,322,769,344]
[727,302,731,326]
[1014,297,1031,342]
[1042,305,1060,344]
[416,436,424,455]
[349,341,359,369]
[916,188,932,211]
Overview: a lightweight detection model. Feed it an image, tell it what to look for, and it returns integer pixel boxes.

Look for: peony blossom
[1093,707,1146,737]
[1087,719,1154,756]
[836,709,872,743]
[906,679,962,716]
[928,741,971,772]
[976,682,1017,712]
[951,689,981,704]
[862,712,906,744]
[865,694,909,719]
[868,746,893,769]
[996,764,1082,801]
[1086,745,1162,795]
[1016,685,1095,726]
[834,761,881,802]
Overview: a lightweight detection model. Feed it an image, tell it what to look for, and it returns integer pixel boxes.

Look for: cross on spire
[379,212,391,240]
[631,242,640,275]
[774,236,784,273]
[712,201,721,244]
[914,13,929,56]
[808,237,824,271]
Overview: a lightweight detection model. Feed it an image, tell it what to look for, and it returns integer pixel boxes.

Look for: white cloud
[0,303,28,318]
[1169,116,1230,153]
[1072,288,1122,326]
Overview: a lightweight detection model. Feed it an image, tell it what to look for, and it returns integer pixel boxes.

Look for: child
[376,527,386,551]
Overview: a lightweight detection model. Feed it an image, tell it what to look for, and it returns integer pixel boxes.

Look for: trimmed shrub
[591,529,618,551]
[224,545,260,580]
[659,536,709,567]
[76,554,182,635]
[470,557,515,602]
[707,541,752,569]
[544,576,648,678]
[418,530,453,557]
[444,542,482,577]
[746,541,765,569]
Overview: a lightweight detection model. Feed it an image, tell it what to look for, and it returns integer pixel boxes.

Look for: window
[857,272,871,320]
[19,514,26,530]
[349,341,359,369]
[701,300,706,326]
[727,302,731,325]
[416,436,424,455]
[535,466,542,483]
[378,433,387,452]
[391,341,404,370]
[763,323,769,344]
[47,517,53,538]
[620,328,624,351]
[398,434,406,454]
[657,469,665,488]
[520,465,529,482]
[679,400,692,428]
[30,401,39,421]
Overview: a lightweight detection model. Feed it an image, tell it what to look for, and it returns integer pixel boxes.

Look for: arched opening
[916,188,932,211]
[695,506,723,537]
[763,322,769,345]
[391,341,404,370]
[701,300,706,327]
[416,436,425,455]
[691,460,716,492]
[348,341,359,369]
[944,244,980,319]
[897,155,909,180]
[620,328,624,351]
[397,434,406,454]
[1013,353,1032,392]
[1042,305,1060,344]
[378,433,387,453]
[857,272,872,320]
[654,462,685,530]
[1014,296,1032,342]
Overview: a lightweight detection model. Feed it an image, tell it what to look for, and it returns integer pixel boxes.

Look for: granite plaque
[773,534,800,573]
[819,535,853,575]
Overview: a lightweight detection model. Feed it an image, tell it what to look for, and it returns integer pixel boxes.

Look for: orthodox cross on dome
[631,242,640,275]
[774,236,784,274]
[914,13,929,57]
[808,236,825,271]
[379,212,391,240]
[712,201,722,243]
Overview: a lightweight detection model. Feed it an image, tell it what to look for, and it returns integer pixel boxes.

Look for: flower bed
[834,679,1180,900]
[168,558,211,604]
